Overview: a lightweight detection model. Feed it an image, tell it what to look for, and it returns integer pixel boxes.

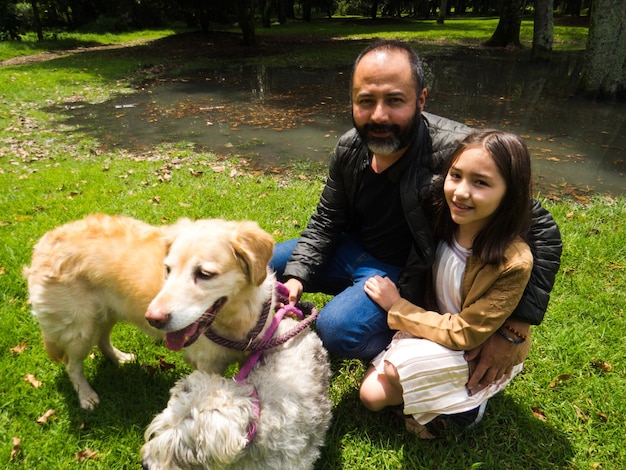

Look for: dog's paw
[78,389,100,410]
[104,346,136,365]
[116,351,136,364]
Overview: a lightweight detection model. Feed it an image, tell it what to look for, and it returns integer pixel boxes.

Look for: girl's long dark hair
[432,130,532,265]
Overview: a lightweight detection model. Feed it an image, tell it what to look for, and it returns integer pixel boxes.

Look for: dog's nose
[145,309,170,329]
[146,317,167,329]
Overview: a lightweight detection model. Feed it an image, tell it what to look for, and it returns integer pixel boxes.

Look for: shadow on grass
[321,386,574,469]
[60,349,189,435]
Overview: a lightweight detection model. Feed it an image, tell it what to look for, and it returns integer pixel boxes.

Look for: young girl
[360,130,534,438]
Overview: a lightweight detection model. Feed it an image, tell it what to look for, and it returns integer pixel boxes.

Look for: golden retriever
[24,214,275,410]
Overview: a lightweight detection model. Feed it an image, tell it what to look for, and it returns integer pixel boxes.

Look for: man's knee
[316,313,392,361]
[316,314,362,358]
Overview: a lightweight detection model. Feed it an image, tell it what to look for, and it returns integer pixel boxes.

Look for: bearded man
[270,39,562,406]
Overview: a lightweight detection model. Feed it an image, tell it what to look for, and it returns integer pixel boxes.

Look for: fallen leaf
[157,356,176,371]
[24,374,42,388]
[598,412,608,423]
[574,405,587,422]
[591,360,612,372]
[76,449,98,462]
[10,437,21,461]
[36,409,56,425]
[549,373,572,388]
[531,407,546,420]
[10,341,27,354]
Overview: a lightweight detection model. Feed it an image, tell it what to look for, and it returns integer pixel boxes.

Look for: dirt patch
[0,38,155,66]
[0,31,331,67]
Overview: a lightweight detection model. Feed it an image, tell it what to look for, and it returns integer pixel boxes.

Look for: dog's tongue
[165,323,198,351]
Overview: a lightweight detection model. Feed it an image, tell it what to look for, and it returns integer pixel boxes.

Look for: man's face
[351,49,427,157]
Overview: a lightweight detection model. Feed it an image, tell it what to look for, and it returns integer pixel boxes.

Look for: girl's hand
[364,275,401,311]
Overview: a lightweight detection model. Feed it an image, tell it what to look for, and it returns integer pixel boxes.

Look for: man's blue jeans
[270,235,403,361]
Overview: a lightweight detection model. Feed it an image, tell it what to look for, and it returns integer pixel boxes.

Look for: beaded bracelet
[496,327,526,344]
[502,323,529,342]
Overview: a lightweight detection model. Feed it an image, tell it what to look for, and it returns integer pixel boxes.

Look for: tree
[579,0,626,99]
[0,0,21,40]
[531,0,553,62]
[30,0,43,40]
[437,0,449,24]
[235,0,256,46]
[484,0,526,48]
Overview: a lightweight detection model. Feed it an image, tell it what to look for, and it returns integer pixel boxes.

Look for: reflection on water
[53,50,625,196]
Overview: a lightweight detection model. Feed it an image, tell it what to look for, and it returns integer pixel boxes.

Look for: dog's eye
[196,268,215,281]
[164,265,171,277]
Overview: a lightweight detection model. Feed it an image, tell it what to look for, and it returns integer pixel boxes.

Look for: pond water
[54,49,625,196]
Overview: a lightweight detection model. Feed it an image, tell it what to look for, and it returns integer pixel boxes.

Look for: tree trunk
[437,0,448,24]
[30,0,43,41]
[579,0,626,100]
[260,0,272,28]
[370,0,379,19]
[303,0,311,22]
[484,0,526,48]
[531,0,553,62]
[563,0,582,15]
[277,0,287,24]
[235,0,256,46]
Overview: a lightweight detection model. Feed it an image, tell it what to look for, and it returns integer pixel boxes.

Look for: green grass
[1,19,623,470]
[216,16,588,51]
[0,28,187,61]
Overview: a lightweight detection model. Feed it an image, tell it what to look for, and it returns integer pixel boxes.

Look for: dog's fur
[143,216,277,377]
[24,214,170,409]
[26,214,333,467]
[24,214,278,409]
[141,318,332,470]
[141,217,332,469]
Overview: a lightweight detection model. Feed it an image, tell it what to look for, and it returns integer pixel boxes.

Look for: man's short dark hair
[350,39,426,97]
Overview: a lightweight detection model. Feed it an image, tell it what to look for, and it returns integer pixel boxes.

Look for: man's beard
[354,111,420,156]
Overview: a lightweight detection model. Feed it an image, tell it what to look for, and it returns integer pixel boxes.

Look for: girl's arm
[387,243,533,350]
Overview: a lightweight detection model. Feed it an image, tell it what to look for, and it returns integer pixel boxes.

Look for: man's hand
[464,319,531,395]
[283,278,304,306]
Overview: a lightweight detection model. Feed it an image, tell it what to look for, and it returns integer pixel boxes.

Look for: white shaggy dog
[141,313,332,470]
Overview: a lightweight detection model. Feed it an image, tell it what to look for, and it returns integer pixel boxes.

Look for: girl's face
[444,146,507,242]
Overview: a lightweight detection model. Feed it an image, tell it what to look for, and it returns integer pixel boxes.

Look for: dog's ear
[161,218,193,253]
[231,221,275,286]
